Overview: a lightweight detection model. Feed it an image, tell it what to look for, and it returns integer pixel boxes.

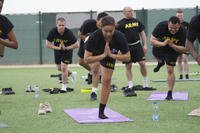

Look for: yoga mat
[151,78,200,82]
[64,108,134,124]
[147,92,188,101]
[188,107,200,116]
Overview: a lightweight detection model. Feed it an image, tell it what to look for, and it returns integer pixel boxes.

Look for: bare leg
[125,63,133,88]
[138,60,148,88]
[98,66,113,119]
[79,58,91,71]
[61,62,68,91]
[182,54,189,79]
[166,65,175,100]
[177,55,183,79]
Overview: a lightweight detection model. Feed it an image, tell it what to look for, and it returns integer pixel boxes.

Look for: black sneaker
[185,74,189,79]
[179,75,183,79]
[98,113,108,119]
[2,88,15,95]
[90,92,97,101]
[153,62,165,72]
[165,95,173,100]
[87,73,92,84]
[123,88,137,97]
[142,87,157,91]
[121,86,128,90]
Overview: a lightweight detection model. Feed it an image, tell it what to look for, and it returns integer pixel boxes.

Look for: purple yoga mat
[147,92,188,101]
[64,108,134,124]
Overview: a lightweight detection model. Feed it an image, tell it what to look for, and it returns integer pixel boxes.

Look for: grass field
[0,64,200,133]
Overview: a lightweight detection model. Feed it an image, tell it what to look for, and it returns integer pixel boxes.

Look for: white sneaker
[71,71,77,82]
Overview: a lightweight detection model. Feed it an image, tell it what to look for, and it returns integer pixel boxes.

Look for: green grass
[0,64,200,133]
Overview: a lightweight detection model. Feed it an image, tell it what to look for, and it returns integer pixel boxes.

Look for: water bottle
[34,84,39,99]
[152,101,159,121]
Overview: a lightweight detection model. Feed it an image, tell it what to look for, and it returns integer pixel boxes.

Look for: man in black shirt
[78,12,108,101]
[46,17,78,91]
[117,6,149,95]
[150,16,187,100]
[84,16,130,119]
[186,14,200,65]
[0,0,18,59]
[176,9,190,79]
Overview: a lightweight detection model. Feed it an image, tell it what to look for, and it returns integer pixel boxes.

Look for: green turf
[0,64,200,133]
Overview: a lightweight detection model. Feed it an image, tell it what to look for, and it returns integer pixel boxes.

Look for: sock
[167,90,172,97]
[92,87,97,93]
[61,84,67,91]
[128,81,133,88]
[98,103,108,119]
[179,74,183,79]
[142,77,148,88]
[185,74,189,79]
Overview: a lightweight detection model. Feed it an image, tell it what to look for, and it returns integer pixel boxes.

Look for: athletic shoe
[123,87,137,97]
[38,103,47,115]
[110,84,118,92]
[87,73,92,84]
[25,85,35,92]
[71,71,77,82]
[165,95,173,101]
[90,92,97,101]
[43,102,53,113]
[185,74,189,79]
[153,62,165,72]
[2,88,15,95]
[142,87,157,91]
[121,86,128,90]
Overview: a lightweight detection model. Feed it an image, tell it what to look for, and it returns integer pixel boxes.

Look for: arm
[109,51,130,62]
[107,41,130,62]
[185,39,200,65]
[0,30,18,49]
[139,30,147,54]
[150,35,168,47]
[78,31,89,41]
[65,41,79,50]
[168,41,187,53]
[45,40,61,50]
[84,50,107,64]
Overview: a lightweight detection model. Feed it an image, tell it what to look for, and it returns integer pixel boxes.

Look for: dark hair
[97,12,108,20]
[101,16,115,27]
[177,9,183,13]
[168,16,180,24]
[0,0,4,3]
[57,17,66,22]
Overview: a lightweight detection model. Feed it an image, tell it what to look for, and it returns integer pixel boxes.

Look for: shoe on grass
[38,103,46,115]
[90,92,97,101]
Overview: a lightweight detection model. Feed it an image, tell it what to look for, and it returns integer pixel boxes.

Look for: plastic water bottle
[34,84,39,99]
[152,101,159,121]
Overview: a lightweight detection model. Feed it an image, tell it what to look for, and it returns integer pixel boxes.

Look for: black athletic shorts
[54,50,72,64]
[77,41,85,58]
[123,42,145,64]
[100,57,116,70]
[152,47,179,66]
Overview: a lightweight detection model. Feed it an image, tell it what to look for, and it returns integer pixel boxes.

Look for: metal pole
[38,11,43,64]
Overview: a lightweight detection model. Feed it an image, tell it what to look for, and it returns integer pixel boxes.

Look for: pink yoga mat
[64,108,134,124]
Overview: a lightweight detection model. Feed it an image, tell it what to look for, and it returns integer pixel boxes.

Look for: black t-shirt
[187,14,200,43]
[181,21,189,30]
[47,27,77,47]
[117,18,144,43]
[80,19,98,35]
[152,21,186,54]
[85,29,129,61]
[0,15,14,39]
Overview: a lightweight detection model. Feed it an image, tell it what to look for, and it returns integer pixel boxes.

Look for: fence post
[39,11,43,64]
[195,6,199,54]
